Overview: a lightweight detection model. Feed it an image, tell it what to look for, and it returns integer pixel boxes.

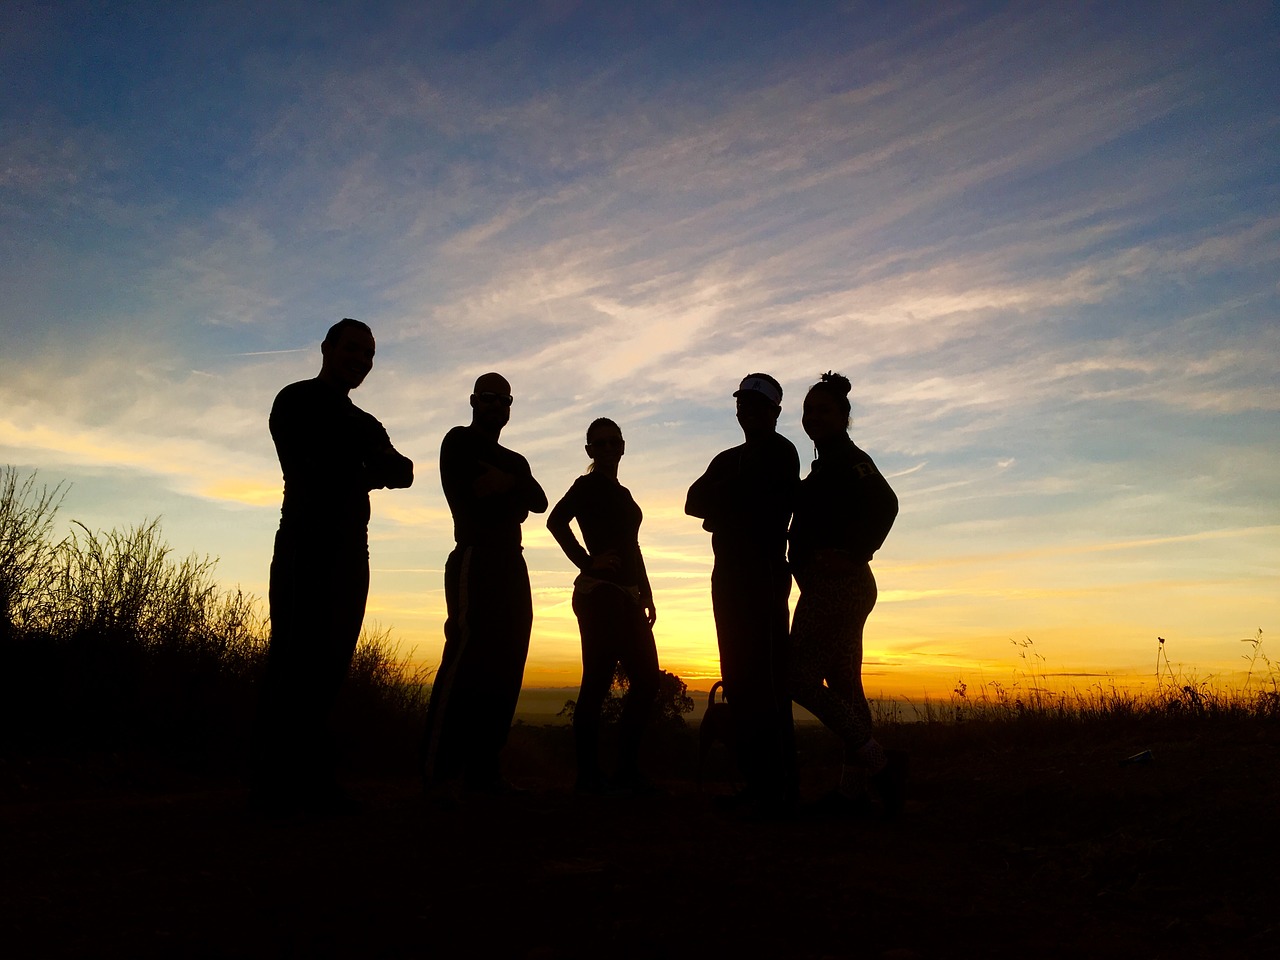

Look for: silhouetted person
[253,318,414,814]
[548,418,660,795]
[787,371,904,817]
[421,373,547,801]
[686,373,800,815]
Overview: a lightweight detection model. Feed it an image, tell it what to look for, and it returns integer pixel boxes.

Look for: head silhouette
[319,318,375,393]
[733,372,783,441]
[584,417,624,474]
[470,372,513,437]
[802,371,852,445]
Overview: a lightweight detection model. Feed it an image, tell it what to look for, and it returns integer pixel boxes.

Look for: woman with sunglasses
[548,417,660,794]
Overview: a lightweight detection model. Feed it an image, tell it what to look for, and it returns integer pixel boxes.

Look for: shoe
[869,750,908,819]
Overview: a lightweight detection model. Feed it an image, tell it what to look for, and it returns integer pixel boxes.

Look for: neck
[470,419,502,442]
[815,434,849,457]
[316,370,351,396]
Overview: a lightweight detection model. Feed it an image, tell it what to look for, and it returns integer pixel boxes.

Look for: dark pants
[571,583,659,781]
[421,544,532,785]
[254,528,369,798]
[790,564,878,758]
[711,557,796,807]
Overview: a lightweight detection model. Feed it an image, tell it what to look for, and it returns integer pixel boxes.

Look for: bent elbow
[390,458,415,489]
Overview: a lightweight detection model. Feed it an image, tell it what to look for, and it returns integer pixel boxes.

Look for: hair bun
[820,370,851,396]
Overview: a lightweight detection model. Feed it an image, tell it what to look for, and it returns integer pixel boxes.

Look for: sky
[3,0,1278,698]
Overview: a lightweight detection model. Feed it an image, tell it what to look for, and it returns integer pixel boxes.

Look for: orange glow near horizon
[360,507,1277,704]
[383,593,1268,702]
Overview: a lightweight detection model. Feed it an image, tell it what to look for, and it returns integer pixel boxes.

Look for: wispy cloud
[2,1,1276,688]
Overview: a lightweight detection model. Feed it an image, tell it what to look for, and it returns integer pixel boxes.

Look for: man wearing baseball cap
[686,373,800,816]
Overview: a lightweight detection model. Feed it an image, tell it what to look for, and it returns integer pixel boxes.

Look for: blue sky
[3,0,1277,693]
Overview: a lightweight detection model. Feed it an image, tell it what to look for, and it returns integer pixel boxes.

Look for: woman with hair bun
[548,417,660,794]
[788,372,905,816]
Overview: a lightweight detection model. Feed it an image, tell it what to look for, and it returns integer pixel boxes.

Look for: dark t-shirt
[548,471,651,596]
[440,425,547,548]
[788,438,898,569]
[685,431,800,565]
[270,378,405,542]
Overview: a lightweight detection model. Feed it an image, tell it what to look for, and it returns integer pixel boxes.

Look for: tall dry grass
[0,467,429,777]
[860,633,1280,765]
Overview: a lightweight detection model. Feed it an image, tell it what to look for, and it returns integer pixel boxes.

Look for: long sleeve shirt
[788,437,897,571]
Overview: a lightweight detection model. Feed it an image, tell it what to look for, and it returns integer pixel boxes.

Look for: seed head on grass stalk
[1240,629,1269,694]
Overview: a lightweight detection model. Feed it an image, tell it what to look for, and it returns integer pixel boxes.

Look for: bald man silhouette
[421,373,547,800]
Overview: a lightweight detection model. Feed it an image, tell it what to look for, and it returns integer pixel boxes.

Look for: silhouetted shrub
[559,665,695,725]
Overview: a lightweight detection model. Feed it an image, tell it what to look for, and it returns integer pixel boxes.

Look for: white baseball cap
[733,374,782,406]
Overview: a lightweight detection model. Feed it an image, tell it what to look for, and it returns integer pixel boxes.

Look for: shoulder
[272,378,318,408]
[847,441,874,464]
[708,444,745,467]
[560,473,593,498]
[771,432,799,456]
[441,425,472,449]
[439,427,477,468]
[271,379,347,429]
[844,442,884,479]
[764,432,800,469]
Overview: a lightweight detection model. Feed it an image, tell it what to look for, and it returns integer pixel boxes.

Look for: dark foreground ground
[2,716,1276,959]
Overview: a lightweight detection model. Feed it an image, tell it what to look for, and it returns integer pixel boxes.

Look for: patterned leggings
[789,562,878,760]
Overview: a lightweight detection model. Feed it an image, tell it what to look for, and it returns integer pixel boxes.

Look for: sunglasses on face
[474,392,514,406]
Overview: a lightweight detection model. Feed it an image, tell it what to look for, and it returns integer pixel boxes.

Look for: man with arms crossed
[686,373,800,817]
[253,318,414,815]
[422,373,547,801]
